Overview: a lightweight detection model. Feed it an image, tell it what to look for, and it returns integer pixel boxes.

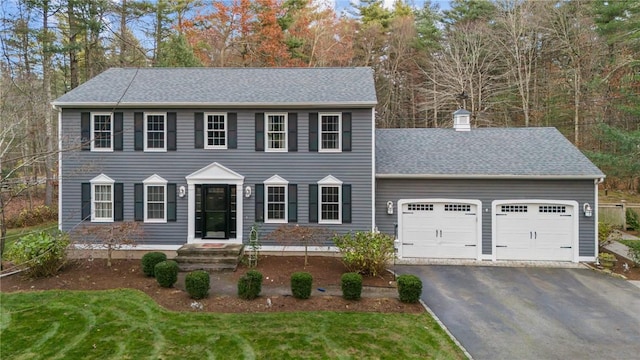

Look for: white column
[187,183,195,243]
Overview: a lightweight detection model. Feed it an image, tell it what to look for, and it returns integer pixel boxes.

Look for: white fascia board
[375,174,605,180]
[51,101,378,109]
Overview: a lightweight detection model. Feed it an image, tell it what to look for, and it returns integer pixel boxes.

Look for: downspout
[594,177,605,260]
[54,105,62,231]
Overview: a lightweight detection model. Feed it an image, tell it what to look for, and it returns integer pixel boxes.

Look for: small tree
[77,221,143,267]
[267,224,330,267]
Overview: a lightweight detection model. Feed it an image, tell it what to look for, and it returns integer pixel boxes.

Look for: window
[90,174,115,222]
[408,204,433,211]
[318,175,342,224]
[205,113,227,149]
[144,174,167,222]
[145,113,166,151]
[264,175,288,222]
[501,205,528,213]
[92,113,112,151]
[320,113,341,152]
[445,204,471,212]
[266,113,287,151]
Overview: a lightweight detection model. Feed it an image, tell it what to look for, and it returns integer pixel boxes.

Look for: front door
[195,185,236,240]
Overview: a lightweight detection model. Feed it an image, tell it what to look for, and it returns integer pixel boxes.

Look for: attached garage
[493,200,578,262]
[398,199,481,260]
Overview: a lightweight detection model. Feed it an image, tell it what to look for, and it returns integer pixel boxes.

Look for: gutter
[376,174,606,180]
[50,101,378,109]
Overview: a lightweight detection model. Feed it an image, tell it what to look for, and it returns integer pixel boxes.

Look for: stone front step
[175,243,244,272]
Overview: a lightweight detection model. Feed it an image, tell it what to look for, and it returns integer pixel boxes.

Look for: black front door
[195,184,236,239]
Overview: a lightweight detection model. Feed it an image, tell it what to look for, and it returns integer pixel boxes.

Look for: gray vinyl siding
[375,179,596,257]
[60,108,373,246]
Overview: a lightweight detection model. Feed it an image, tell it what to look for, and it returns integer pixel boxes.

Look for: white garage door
[494,202,576,261]
[400,201,479,259]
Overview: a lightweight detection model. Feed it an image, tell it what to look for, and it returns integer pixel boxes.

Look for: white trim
[318,175,343,185]
[371,107,376,231]
[264,175,289,223]
[318,177,342,224]
[491,199,580,263]
[53,101,378,108]
[143,174,168,223]
[265,112,288,152]
[259,245,339,253]
[144,112,167,152]
[318,112,342,152]
[203,112,228,150]
[72,243,182,251]
[90,174,115,223]
[594,178,604,260]
[396,199,483,261]
[90,112,114,152]
[185,162,244,244]
[376,174,604,180]
[57,107,62,231]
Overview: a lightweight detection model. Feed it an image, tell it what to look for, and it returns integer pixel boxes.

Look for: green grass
[0,289,465,360]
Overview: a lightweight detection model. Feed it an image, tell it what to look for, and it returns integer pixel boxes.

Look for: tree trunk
[120,0,127,66]
[42,0,55,207]
[68,0,79,89]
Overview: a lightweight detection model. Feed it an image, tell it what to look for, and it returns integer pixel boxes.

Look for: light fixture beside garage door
[583,203,593,217]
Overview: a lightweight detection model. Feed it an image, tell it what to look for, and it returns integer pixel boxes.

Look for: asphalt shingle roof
[52,67,377,107]
[375,128,604,178]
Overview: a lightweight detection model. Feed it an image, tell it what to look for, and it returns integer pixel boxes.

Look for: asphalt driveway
[394,265,640,360]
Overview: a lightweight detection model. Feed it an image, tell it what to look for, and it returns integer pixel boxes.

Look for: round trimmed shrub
[154,260,179,288]
[397,274,422,303]
[238,270,263,300]
[141,252,167,277]
[185,270,210,299]
[291,272,313,299]
[341,272,363,300]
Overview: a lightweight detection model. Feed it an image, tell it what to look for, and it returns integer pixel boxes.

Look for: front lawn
[0,289,465,359]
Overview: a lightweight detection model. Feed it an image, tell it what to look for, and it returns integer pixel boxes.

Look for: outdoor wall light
[387,201,394,215]
[178,186,186,198]
[583,203,593,217]
[245,186,252,198]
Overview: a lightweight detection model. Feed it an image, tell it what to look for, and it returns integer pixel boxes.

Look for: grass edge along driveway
[0,289,465,360]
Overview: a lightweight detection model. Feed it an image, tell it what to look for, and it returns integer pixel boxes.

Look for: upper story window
[145,113,166,151]
[318,175,342,224]
[264,175,288,223]
[266,113,287,152]
[90,174,114,222]
[143,174,167,223]
[205,113,227,149]
[92,113,113,151]
[320,113,341,152]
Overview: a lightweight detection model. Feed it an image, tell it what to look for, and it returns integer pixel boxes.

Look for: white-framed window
[266,113,287,152]
[264,175,288,223]
[205,113,227,149]
[145,113,166,151]
[143,174,167,223]
[90,174,114,222]
[319,113,341,152]
[318,175,342,224]
[91,113,113,151]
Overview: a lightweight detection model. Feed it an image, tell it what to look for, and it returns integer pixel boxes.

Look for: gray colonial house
[53,67,604,263]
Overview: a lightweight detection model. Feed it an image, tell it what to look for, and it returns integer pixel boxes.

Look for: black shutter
[309,184,318,223]
[167,112,177,151]
[288,184,297,223]
[194,112,204,148]
[114,183,124,221]
[81,112,91,150]
[228,113,237,149]
[134,112,143,151]
[288,113,297,152]
[114,112,123,151]
[255,113,264,151]
[309,112,318,152]
[195,185,202,238]
[81,183,91,220]
[134,183,143,221]
[342,184,352,224]
[167,183,177,221]
[255,184,264,222]
[342,112,352,152]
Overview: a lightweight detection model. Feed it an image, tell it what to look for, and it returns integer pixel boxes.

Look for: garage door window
[445,204,471,212]
[407,203,433,211]
[539,205,566,213]
[501,205,528,212]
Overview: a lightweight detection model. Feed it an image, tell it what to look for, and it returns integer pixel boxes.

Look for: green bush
[291,272,313,299]
[238,270,263,300]
[598,221,616,247]
[185,270,210,299]
[341,272,363,300]
[6,205,58,229]
[626,209,640,231]
[397,274,422,303]
[7,230,69,278]
[154,260,179,288]
[333,231,395,277]
[141,252,167,277]
[620,240,640,266]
